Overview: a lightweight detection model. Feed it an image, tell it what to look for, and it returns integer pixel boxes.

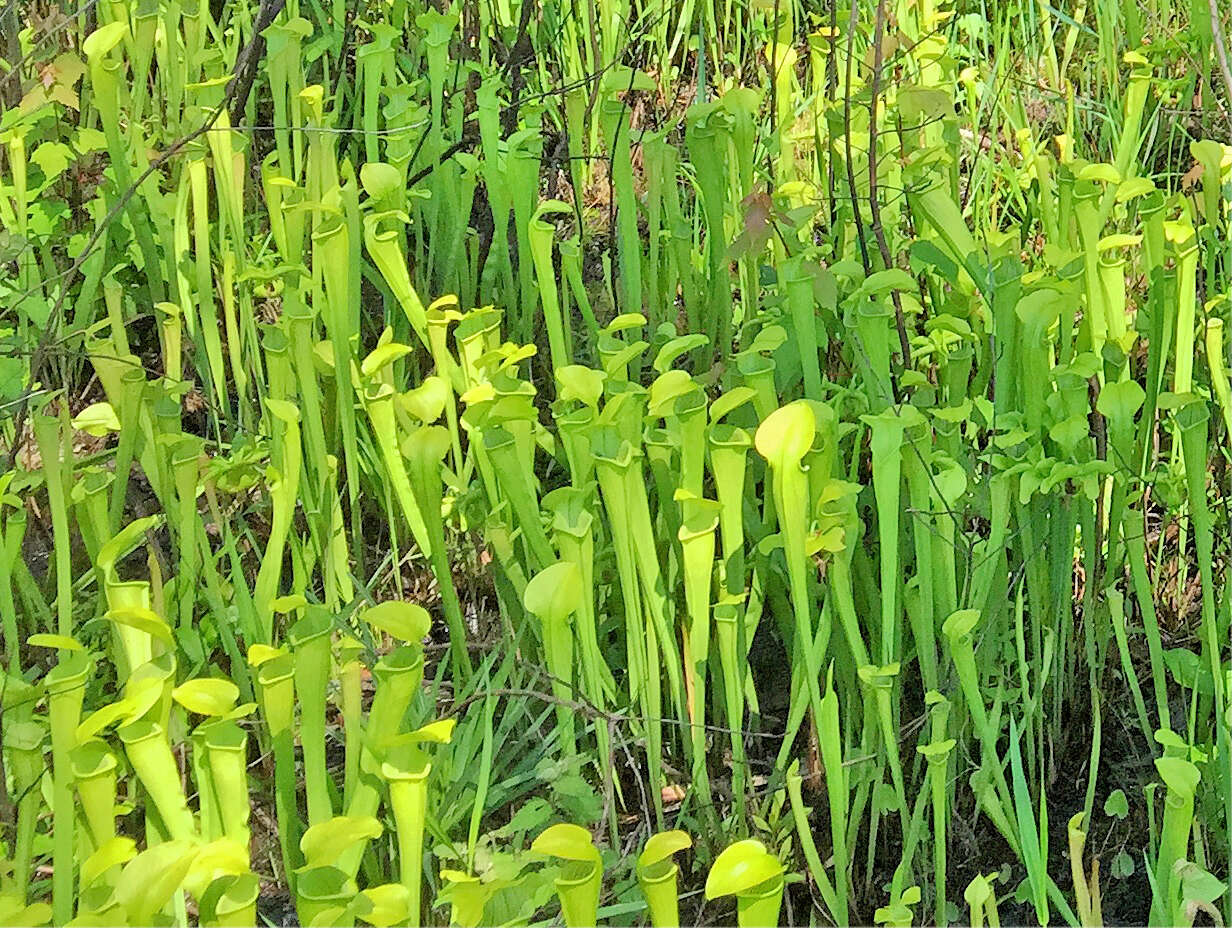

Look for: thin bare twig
[866,0,912,369]
[1210,0,1232,138]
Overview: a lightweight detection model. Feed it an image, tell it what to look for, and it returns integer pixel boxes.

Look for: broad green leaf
[1163,648,1214,696]
[897,85,953,123]
[601,66,656,94]
[0,897,52,927]
[1176,862,1226,905]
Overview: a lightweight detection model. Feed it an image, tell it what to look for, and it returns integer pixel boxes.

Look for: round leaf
[1103,789,1128,819]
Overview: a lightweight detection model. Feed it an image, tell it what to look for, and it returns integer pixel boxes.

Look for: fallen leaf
[660,784,686,804]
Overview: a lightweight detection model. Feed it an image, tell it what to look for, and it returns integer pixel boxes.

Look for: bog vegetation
[0,0,1229,923]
